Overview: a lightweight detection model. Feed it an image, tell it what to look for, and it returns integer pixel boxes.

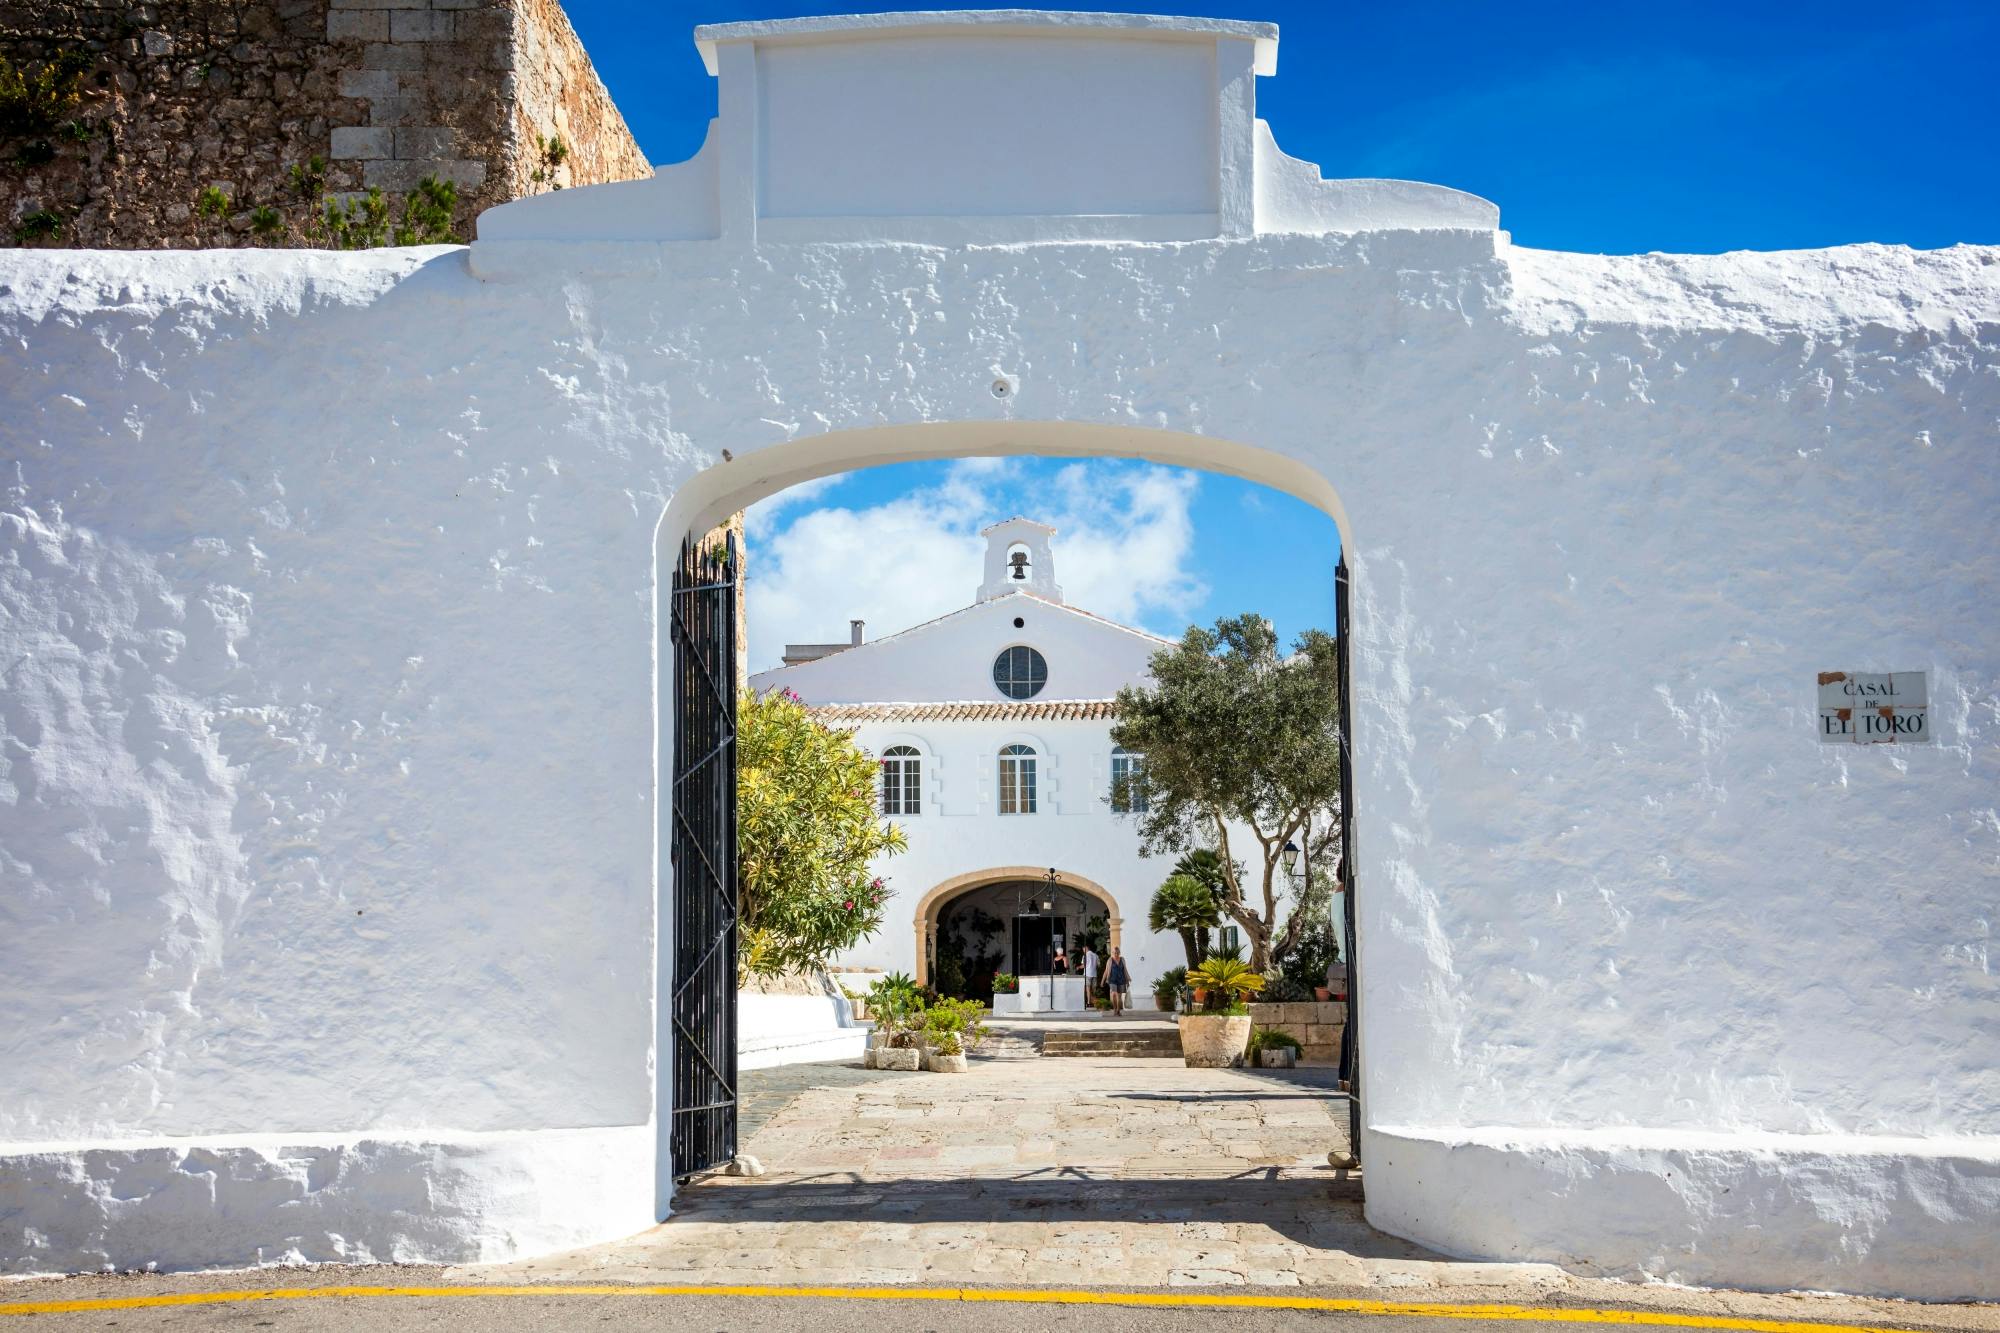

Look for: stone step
[970,1034,1043,1060]
[1041,1032,1183,1058]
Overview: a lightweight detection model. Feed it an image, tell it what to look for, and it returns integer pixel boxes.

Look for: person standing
[1081,944,1100,1004]
[1105,947,1130,1016]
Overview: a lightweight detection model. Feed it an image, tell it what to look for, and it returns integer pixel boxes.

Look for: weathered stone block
[429,0,490,9]
[364,157,486,190]
[330,126,394,160]
[362,42,428,71]
[389,10,454,40]
[338,69,400,99]
[365,96,425,126]
[451,10,511,43]
[330,0,427,9]
[395,127,457,159]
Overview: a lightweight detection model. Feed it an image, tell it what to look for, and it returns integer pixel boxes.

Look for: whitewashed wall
[4,233,1994,1295]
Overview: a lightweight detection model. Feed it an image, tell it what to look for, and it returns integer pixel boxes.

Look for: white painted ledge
[738,992,869,1071]
[0,1125,654,1277]
[1365,1124,2000,1302]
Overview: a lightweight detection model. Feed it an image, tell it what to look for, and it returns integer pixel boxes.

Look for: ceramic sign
[1818,671,1929,743]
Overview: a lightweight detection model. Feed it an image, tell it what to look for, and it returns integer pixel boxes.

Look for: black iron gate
[1335,554,1361,1162]
[669,532,739,1178]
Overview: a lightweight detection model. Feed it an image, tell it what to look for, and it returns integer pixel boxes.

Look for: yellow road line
[0,1282,1923,1331]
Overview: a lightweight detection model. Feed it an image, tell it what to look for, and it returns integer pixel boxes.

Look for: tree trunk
[1178,927,1202,969]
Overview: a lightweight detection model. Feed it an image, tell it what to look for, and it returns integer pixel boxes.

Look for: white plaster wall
[1,232,1996,1293]
[756,35,1218,221]
[748,592,1167,703]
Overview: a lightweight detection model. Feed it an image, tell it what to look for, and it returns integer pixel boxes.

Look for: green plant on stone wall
[0,51,88,140]
[529,132,568,192]
[394,174,457,244]
[13,207,64,243]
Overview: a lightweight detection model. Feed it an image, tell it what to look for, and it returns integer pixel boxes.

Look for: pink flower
[843,900,855,912]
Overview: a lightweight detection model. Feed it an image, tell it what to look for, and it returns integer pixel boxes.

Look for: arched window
[1110,746,1148,813]
[880,745,921,816]
[992,646,1048,700]
[997,743,1038,815]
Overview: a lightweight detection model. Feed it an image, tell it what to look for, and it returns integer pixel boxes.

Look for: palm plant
[1149,872,1222,967]
[1185,956,1264,1013]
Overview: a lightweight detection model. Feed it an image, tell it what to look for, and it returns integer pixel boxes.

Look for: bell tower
[977,517,1063,605]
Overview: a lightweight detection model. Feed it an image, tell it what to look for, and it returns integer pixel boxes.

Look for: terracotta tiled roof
[807,699,1120,723]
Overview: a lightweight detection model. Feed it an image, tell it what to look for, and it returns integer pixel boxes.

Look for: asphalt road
[2,1281,1990,1333]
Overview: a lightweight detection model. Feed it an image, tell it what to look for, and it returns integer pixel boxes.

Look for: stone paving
[472,1056,1577,1292]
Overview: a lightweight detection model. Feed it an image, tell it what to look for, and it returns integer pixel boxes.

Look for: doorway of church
[660,427,1357,1204]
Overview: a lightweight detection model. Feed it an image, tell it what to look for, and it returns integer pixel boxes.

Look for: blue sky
[572,2,1996,669]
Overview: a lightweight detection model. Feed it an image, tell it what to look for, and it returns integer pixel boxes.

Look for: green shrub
[921,997,989,1056]
[1259,974,1313,1003]
[1152,965,1187,1009]
[12,207,63,243]
[738,687,907,976]
[992,972,1018,995]
[0,51,88,139]
[1249,1026,1301,1055]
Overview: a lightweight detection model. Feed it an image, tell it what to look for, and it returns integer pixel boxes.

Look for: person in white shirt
[1081,945,1100,1004]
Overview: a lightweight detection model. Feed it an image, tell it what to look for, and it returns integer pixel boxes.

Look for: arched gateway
[1,6,1994,1303]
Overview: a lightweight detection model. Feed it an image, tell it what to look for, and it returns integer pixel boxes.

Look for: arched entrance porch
[911,866,1125,994]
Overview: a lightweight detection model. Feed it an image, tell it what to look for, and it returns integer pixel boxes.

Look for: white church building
[751,517,1233,1001]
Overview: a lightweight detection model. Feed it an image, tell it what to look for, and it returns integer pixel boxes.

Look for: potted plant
[1178,957,1263,1067]
[1152,966,1187,1014]
[1249,1026,1302,1069]
[865,974,924,1069]
[922,998,988,1072]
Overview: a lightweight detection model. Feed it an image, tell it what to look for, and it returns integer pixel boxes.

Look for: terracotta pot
[1192,988,1211,1008]
[1177,1013,1253,1068]
[925,1050,968,1073]
[877,1047,921,1072]
[1314,987,1331,1002]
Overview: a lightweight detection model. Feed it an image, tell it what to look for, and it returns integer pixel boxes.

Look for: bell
[1009,551,1029,580]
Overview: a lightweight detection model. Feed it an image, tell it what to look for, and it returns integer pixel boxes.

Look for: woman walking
[1104,947,1130,1016]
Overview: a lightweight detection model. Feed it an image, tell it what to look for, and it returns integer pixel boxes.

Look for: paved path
[475,1057,1458,1290]
[736,1055,916,1142]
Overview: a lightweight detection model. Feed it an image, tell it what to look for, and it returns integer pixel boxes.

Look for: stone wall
[1247,1001,1346,1065]
[0,0,648,248]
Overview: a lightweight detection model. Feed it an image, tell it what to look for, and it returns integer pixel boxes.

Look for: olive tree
[1111,614,1342,971]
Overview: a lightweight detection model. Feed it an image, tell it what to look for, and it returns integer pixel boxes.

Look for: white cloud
[744,459,1205,672]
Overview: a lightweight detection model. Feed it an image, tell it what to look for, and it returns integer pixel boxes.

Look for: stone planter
[1258,1046,1297,1069]
[1178,1014,1252,1068]
[925,1050,968,1073]
[877,1046,921,1071]
[862,1046,878,1069]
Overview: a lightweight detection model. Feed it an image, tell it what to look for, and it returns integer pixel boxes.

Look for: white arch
[651,420,1350,1215]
